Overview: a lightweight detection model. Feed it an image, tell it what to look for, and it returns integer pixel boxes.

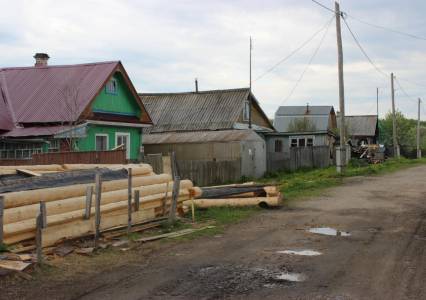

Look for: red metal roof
[0,61,119,124]
[1,125,72,137]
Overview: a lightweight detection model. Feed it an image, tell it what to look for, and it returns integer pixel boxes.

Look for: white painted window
[95,134,109,151]
[290,136,315,148]
[115,132,131,159]
[243,101,250,121]
[105,78,118,94]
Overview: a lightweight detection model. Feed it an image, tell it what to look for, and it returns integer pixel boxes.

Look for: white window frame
[243,100,250,121]
[105,78,118,95]
[95,134,109,151]
[115,132,131,159]
[289,135,315,148]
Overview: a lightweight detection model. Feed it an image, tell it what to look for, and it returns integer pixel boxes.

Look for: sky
[1,0,426,120]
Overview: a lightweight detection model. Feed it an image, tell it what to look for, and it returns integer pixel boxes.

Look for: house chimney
[195,78,199,93]
[34,53,49,67]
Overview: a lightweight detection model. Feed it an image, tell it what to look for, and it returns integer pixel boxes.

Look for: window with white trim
[105,78,118,95]
[289,136,315,148]
[243,101,250,121]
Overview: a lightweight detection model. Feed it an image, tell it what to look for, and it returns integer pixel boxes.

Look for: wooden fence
[177,160,241,187]
[0,150,127,166]
[267,146,333,172]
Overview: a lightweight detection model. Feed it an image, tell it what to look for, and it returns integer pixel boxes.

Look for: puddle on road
[276,250,322,256]
[308,227,350,236]
[275,272,306,282]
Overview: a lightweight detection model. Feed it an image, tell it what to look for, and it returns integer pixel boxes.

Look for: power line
[282,15,333,103]
[395,77,418,103]
[342,17,387,78]
[254,15,335,82]
[346,13,426,42]
[310,0,334,13]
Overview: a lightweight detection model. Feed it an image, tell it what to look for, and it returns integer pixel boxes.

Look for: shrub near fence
[0,150,127,166]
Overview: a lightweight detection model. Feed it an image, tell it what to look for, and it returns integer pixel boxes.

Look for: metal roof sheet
[339,115,378,137]
[143,129,263,144]
[1,125,72,137]
[0,61,119,124]
[140,88,251,133]
[273,105,335,133]
[0,82,14,131]
[275,105,334,116]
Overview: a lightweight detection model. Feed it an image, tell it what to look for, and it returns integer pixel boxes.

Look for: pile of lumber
[0,164,201,250]
[184,183,282,208]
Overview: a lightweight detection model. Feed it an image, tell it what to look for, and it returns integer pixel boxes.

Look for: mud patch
[277,250,322,256]
[308,227,350,236]
[152,264,300,299]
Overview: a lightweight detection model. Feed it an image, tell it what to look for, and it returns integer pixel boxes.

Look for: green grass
[0,243,8,253]
[262,157,426,201]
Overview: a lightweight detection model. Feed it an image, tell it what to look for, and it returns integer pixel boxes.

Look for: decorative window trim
[115,132,131,159]
[289,136,315,148]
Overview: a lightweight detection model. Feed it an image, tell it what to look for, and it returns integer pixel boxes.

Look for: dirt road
[2,166,426,299]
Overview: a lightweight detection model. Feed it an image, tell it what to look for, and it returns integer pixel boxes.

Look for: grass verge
[262,157,426,201]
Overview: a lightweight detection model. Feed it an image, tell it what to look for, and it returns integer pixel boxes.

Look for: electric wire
[254,15,335,82]
[346,13,426,42]
[342,17,388,78]
[282,15,333,103]
[310,0,334,13]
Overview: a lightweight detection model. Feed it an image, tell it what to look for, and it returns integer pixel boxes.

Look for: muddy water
[308,227,350,236]
[277,250,322,256]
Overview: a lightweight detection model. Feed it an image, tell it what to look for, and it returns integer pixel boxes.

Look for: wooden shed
[139,88,274,185]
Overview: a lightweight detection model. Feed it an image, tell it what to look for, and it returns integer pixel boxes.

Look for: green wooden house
[0,53,152,160]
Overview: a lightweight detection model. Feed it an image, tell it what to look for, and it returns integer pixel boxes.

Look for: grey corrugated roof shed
[140,88,271,133]
[339,115,378,136]
[274,105,335,133]
[144,129,262,144]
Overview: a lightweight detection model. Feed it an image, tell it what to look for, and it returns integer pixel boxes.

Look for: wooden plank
[134,190,140,212]
[0,196,3,244]
[84,186,93,220]
[94,173,102,246]
[127,168,132,233]
[0,260,31,271]
[169,176,180,221]
[16,169,42,177]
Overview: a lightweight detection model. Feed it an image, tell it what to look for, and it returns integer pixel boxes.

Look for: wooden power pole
[376,87,379,117]
[417,98,422,159]
[391,73,399,158]
[249,36,252,129]
[335,1,346,173]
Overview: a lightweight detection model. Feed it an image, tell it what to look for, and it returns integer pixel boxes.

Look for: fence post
[84,186,93,220]
[127,168,132,234]
[0,196,4,245]
[36,201,46,264]
[169,176,180,222]
[163,182,169,215]
[134,190,140,212]
[94,173,102,247]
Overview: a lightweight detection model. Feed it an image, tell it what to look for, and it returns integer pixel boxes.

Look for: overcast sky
[1,0,425,119]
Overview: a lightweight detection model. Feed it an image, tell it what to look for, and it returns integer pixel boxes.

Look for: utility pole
[391,73,399,158]
[335,1,346,173]
[249,36,252,129]
[417,98,422,159]
[376,87,379,117]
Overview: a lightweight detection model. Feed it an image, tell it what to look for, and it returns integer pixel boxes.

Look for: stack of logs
[0,164,201,250]
[184,183,282,208]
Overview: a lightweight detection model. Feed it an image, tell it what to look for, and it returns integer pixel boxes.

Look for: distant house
[266,105,337,171]
[338,115,379,146]
[139,88,274,184]
[0,54,152,160]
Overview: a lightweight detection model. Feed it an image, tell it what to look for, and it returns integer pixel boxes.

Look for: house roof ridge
[139,87,249,96]
[0,60,120,72]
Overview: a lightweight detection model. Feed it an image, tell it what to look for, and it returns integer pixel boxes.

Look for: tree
[58,84,81,151]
